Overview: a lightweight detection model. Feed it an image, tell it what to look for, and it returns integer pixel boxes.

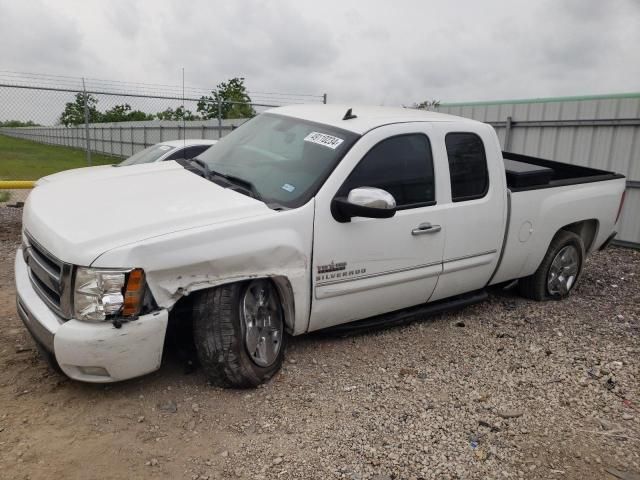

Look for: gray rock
[158,400,177,413]
[497,409,524,419]
[479,419,500,432]
[605,467,640,480]
[599,418,616,431]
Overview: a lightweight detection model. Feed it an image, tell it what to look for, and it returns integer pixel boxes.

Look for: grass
[0,134,117,180]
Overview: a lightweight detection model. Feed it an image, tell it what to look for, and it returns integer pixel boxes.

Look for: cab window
[445,133,489,202]
[339,134,435,209]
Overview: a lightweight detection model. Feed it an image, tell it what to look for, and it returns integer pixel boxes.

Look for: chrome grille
[23,232,73,319]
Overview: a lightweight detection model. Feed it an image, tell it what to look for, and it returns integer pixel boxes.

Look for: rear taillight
[615,190,626,223]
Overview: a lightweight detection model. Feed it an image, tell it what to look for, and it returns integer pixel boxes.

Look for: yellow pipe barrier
[0,180,36,189]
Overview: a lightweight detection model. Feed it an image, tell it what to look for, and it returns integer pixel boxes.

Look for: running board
[320,289,488,335]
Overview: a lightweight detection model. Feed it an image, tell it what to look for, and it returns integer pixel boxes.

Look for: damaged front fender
[91,202,315,335]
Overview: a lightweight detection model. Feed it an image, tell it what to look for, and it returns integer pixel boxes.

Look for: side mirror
[331,187,397,223]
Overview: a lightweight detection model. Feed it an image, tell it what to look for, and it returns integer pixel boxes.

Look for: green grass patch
[0,134,118,180]
[0,191,9,202]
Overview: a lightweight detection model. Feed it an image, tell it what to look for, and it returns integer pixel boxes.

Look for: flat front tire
[192,280,286,388]
[518,230,584,301]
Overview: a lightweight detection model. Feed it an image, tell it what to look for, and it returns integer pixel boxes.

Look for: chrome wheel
[547,245,579,296]
[241,280,283,367]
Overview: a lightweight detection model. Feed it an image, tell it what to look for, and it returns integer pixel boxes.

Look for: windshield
[119,144,175,166]
[196,113,360,208]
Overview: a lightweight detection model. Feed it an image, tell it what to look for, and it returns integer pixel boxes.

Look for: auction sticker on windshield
[304,132,344,150]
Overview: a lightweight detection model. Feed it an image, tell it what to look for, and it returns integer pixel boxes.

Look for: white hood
[36,165,115,185]
[23,161,271,266]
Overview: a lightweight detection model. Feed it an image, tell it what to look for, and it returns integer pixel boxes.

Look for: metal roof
[440,92,640,107]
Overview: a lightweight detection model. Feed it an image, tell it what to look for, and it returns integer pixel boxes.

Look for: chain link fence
[0,89,292,160]
[0,71,326,209]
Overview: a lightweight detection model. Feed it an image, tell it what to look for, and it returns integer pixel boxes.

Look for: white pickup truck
[15,105,626,387]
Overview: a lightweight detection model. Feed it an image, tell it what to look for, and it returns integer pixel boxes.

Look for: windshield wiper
[208,168,262,201]
[177,157,210,177]
[180,158,262,201]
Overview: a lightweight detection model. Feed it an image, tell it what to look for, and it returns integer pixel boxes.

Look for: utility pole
[82,77,92,166]
[217,98,222,139]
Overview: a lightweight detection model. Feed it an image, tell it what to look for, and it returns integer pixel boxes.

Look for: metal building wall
[437,93,640,247]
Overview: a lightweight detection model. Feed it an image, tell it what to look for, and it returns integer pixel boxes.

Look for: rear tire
[192,280,286,388]
[518,230,584,301]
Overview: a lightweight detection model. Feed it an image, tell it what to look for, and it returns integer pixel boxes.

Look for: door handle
[411,222,442,235]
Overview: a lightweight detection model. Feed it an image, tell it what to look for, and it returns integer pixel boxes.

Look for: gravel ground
[0,208,638,480]
[0,189,30,207]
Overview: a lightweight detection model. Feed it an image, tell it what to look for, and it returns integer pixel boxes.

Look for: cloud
[106,0,142,40]
[0,0,85,74]
[0,0,638,111]
[149,0,340,96]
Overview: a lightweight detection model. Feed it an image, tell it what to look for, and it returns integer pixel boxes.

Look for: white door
[309,124,448,331]
[428,124,507,301]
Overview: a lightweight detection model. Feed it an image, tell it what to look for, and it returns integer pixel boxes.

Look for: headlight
[74,267,146,322]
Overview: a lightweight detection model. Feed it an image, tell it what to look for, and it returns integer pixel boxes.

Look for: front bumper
[15,249,168,383]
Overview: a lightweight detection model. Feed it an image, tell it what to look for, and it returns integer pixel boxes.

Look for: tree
[156,106,199,121]
[59,93,102,126]
[197,77,256,120]
[102,104,154,122]
[0,120,41,127]
[407,99,441,111]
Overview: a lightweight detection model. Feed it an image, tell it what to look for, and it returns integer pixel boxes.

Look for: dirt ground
[0,207,638,480]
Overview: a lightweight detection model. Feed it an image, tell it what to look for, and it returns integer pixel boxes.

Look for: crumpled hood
[23,161,271,266]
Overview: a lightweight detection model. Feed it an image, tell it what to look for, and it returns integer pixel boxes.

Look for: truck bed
[502,151,624,191]
[491,151,626,286]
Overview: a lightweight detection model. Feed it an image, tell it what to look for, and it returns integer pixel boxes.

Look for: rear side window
[166,148,188,160]
[184,145,211,159]
[165,145,210,160]
[340,134,435,208]
[445,133,489,202]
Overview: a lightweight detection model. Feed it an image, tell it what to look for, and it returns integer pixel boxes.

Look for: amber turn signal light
[122,268,145,317]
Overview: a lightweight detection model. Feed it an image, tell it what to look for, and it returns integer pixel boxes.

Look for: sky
[0,0,639,109]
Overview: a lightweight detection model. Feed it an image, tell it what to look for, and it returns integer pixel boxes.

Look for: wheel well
[169,276,296,334]
[558,219,599,252]
[270,276,296,334]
